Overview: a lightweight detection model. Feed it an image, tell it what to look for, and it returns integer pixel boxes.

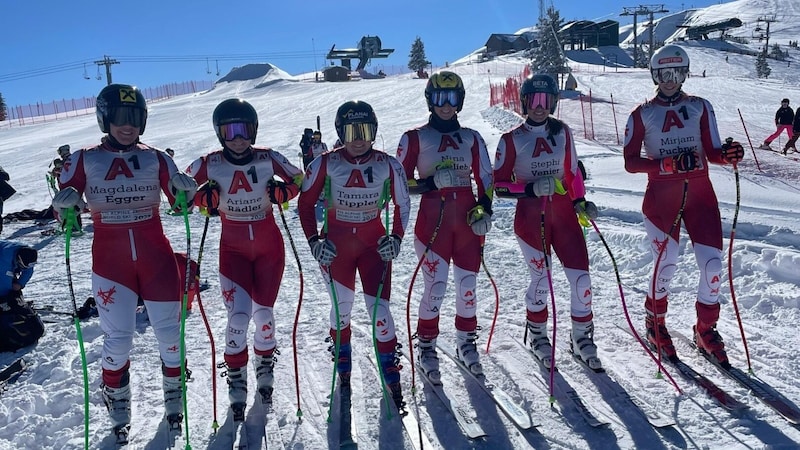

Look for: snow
[2,2,800,449]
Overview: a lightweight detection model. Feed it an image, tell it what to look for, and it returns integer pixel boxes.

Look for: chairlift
[95,65,102,80]
[83,63,91,80]
[205,58,212,75]
[216,60,220,76]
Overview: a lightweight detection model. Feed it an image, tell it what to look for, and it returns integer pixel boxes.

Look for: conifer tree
[527,6,567,76]
[408,37,430,72]
[756,50,771,79]
[0,92,7,122]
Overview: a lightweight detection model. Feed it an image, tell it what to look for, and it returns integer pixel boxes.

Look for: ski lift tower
[326,36,394,71]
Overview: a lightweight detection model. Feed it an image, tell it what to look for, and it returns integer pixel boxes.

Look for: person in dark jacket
[0,241,43,353]
[782,106,800,155]
[761,98,794,150]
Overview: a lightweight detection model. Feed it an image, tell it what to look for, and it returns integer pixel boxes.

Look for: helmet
[782,98,790,104]
[519,73,559,115]
[650,44,690,85]
[212,99,259,145]
[57,144,70,157]
[335,100,378,143]
[425,71,466,112]
[96,84,148,134]
[312,130,322,140]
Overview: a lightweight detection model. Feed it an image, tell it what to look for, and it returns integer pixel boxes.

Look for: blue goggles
[219,122,256,141]
[429,90,462,108]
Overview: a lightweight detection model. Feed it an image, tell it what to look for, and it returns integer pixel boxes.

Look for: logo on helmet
[119,88,138,103]
[657,56,684,65]
[343,110,370,121]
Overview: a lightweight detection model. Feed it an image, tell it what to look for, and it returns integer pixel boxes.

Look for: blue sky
[1,0,720,107]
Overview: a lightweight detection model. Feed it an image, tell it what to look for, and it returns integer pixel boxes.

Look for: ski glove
[467,205,492,236]
[52,186,85,211]
[268,180,300,205]
[377,234,402,261]
[662,152,698,173]
[721,140,745,164]
[309,235,337,266]
[169,172,198,198]
[194,181,220,217]
[573,197,598,227]
[525,177,557,198]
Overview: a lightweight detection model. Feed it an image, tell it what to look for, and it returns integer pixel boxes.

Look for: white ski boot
[254,353,275,404]
[526,321,553,369]
[163,375,184,431]
[101,382,131,443]
[456,330,483,376]
[227,366,248,421]
[416,338,441,385]
[571,320,602,371]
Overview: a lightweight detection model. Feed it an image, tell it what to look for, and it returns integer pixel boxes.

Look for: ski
[401,351,487,439]
[339,380,357,449]
[561,342,675,428]
[231,405,248,449]
[436,343,537,430]
[363,350,437,450]
[674,330,800,424]
[0,358,27,393]
[616,324,746,412]
[511,337,611,428]
[259,392,285,450]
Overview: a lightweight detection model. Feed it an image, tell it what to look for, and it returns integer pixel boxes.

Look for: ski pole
[173,190,192,450]
[646,179,689,378]
[370,179,394,419]
[62,207,90,450]
[737,108,762,171]
[279,204,306,421]
[482,235,501,354]
[320,176,341,423]
[723,137,752,373]
[192,216,219,433]
[539,197,558,404]
[582,214,681,393]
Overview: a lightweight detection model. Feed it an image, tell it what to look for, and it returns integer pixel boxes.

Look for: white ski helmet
[650,44,690,85]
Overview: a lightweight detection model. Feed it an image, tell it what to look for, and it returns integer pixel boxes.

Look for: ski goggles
[341,123,377,143]
[218,122,256,141]
[429,90,462,108]
[109,107,147,129]
[652,67,688,84]
[523,92,557,111]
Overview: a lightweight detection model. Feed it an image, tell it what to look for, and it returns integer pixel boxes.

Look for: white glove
[52,186,85,211]
[309,236,337,266]
[467,205,492,236]
[376,234,402,261]
[433,168,458,189]
[168,172,197,198]
[526,177,556,197]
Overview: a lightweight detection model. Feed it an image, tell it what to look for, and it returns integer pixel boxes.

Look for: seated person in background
[0,241,44,353]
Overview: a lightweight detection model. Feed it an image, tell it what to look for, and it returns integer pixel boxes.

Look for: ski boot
[571,320,602,371]
[525,321,553,369]
[328,340,352,385]
[693,302,729,369]
[101,382,131,445]
[379,350,406,413]
[759,141,773,150]
[456,330,483,376]
[415,337,441,385]
[255,352,276,405]
[227,366,248,421]
[163,374,184,432]
[645,314,676,360]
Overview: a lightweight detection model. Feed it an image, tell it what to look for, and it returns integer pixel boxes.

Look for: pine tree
[0,92,7,122]
[756,51,771,79]
[527,6,567,78]
[408,37,430,72]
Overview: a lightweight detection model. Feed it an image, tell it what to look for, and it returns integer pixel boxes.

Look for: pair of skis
[230,392,285,449]
[0,358,28,395]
